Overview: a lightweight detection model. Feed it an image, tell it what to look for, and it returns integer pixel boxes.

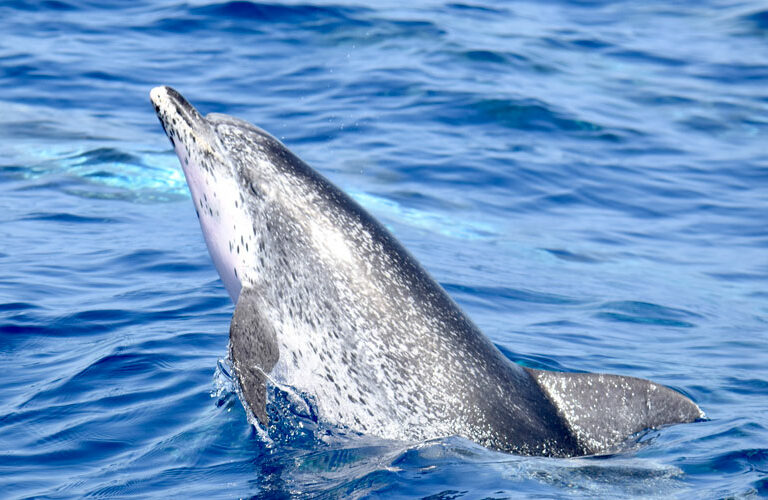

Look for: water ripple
[594,301,702,328]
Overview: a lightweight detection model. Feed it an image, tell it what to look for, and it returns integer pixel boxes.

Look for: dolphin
[149,86,703,457]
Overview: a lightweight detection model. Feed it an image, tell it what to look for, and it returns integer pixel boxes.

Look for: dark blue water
[1,1,766,497]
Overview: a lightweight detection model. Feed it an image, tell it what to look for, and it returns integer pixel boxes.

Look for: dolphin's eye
[248,180,264,200]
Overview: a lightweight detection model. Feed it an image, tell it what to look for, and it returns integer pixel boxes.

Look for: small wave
[190,1,360,23]
[465,98,603,133]
[22,212,121,224]
[445,283,584,307]
[595,300,701,328]
[416,92,629,139]
[722,376,768,396]
[568,38,613,50]
[497,344,574,371]
[446,2,508,15]
[543,248,601,264]
[445,49,551,73]
[607,48,688,68]
[2,1,77,12]
[106,249,210,276]
[141,2,370,36]
[687,446,768,496]
[741,9,768,31]
[462,49,509,65]
[69,147,141,166]
[0,301,39,312]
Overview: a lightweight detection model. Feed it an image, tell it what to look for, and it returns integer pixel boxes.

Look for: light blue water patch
[2,148,186,199]
[0,0,767,498]
[349,191,499,240]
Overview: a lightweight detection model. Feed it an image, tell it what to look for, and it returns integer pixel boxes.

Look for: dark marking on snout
[173,101,194,129]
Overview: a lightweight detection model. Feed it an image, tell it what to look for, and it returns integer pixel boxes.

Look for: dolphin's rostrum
[150,86,703,457]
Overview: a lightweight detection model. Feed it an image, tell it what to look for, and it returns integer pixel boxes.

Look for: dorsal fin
[229,287,279,425]
[525,368,704,455]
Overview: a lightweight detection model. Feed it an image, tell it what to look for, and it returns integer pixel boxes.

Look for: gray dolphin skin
[150,86,703,457]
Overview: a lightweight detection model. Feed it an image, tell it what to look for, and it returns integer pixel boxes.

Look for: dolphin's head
[151,86,255,301]
[151,86,364,308]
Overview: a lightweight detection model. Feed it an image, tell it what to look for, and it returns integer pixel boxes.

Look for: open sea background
[0,0,766,498]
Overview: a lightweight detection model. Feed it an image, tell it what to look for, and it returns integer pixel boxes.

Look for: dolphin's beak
[150,86,207,142]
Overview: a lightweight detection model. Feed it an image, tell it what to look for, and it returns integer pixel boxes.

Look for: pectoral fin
[229,287,279,425]
[526,368,704,455]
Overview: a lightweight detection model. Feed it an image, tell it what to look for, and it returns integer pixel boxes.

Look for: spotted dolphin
[149,86,702,457]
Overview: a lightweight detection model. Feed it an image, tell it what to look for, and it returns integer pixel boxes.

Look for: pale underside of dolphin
[150,86,703,457]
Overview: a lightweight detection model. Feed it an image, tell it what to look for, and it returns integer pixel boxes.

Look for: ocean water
[0,0,766,497]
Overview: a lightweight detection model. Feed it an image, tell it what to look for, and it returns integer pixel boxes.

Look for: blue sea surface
[1,0,767,497]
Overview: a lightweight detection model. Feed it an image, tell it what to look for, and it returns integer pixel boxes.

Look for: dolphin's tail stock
[525,368,704,455]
